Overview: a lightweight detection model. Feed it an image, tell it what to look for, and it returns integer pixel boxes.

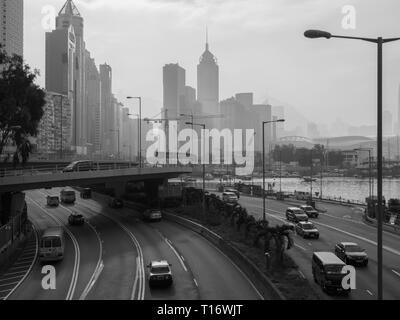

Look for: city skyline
[24,0,400,134]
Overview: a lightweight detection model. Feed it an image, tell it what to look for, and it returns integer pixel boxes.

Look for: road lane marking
[72,199,146,300]
[39,190,105,301]
[27,196,80,300]
[298,271,306,279]
[131,257,140,300]
[0,282,19,287]
[366,290,373,296]
[295,244,307,251]
[165,239,188,272]
[79,221,104,300]
[3,271,26,277]
[193,279,199,287]
[392,270,400,278]
[2,224,38,301]
[0,276,24,282]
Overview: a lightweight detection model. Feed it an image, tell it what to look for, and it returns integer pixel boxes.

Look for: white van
[39,227,65,262]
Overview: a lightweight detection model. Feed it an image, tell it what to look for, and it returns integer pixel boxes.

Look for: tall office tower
[45,24,76,152]
[252,104,272,153]
[53,0,87,152]
[236,93,253,110]
[99,63,113,155]
[0,0,23,57]
[112,96,123,156]
[163,63,186,120]
[85,50,101,154]
[197,33,220,129]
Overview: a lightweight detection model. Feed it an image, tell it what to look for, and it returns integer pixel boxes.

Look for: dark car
[224,188,240,199]
[286,207,309,223]
[295,222,319,239]
[68,213,85,226]
[80,188,92,199]
[109,198,124,209]
[147,260,173,287]
[334,242,368,267]
[63,160,94,173]
[142,209,162,222]
[300,205,319,218]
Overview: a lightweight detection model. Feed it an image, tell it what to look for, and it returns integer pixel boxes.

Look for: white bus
[60,189,76,204]
[39,227,65,262]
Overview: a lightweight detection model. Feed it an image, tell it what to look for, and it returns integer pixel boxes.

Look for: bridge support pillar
[106,182,127,198]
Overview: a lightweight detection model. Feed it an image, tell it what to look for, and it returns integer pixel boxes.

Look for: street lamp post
[262,119,285,221]
[127,96,142,168]
[186,122,206,219]
[304,29,400,300]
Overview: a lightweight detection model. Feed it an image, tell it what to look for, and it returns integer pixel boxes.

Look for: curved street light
[304,29,400,300]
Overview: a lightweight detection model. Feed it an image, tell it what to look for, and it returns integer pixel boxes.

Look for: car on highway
[60,189,76,204]
[222,192,239,204]
[80,188,92,199]
[147,260,173,287]
[299,205,319,218]
[334,242,368,267]
[108,198,124,209]
[295,222,319,239]
[142,209,162,222]
[286,207,309,223]
[68,213,85,226]
[224,188,240,199]
[312,251,350,295]
[39,227,65,262]
[46,195,60,207]
[62,160,94,173]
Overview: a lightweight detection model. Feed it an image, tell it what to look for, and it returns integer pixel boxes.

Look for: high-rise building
[0,0,23,57]
[99,63,113,155]
[51,0,87,152]
[197,34,220,129]
[197,36,219,110]
[85,50,101,153]
[163,63,186,120]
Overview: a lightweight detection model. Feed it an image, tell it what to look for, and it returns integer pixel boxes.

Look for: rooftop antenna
[206,26,209,50]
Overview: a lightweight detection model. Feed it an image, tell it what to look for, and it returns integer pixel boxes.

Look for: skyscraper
[197,32,220,128]
[163,63,186,120]
[48,0,87,152]
[85,50,101,153]
[99,63,113,154]
[0,0,23,57]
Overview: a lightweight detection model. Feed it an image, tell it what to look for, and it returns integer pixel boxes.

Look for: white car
[147,260,173,287]
[222,192,238,203]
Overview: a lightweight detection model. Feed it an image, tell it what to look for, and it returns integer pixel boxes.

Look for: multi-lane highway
[5,189,262,300]
[235,194,400,300]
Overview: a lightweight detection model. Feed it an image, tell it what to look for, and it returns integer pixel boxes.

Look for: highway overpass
[0,166,192,193]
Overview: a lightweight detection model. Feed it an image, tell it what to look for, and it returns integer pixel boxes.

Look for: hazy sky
[24,0,400,133]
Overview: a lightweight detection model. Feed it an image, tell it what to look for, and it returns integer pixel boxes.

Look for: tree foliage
[0,48,46,164]
[272,144,344,167]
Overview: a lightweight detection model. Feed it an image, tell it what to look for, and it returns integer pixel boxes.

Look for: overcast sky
[24,0,400,134]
